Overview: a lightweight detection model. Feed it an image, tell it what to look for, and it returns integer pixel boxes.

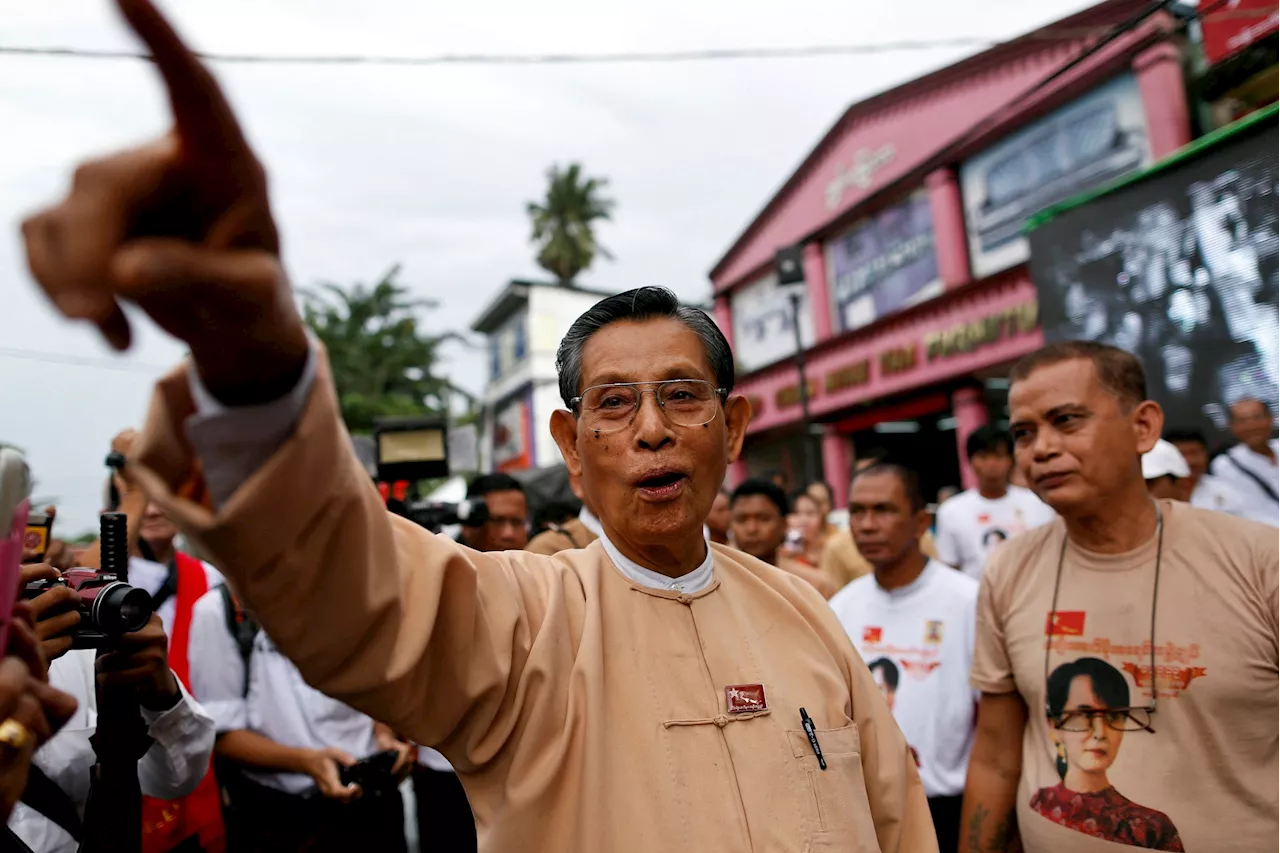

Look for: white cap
[1142,439,1190,480]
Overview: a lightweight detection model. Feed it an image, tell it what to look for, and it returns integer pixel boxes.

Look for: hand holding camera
[95,613,181,711]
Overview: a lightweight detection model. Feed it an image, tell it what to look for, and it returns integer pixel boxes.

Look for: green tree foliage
[526,163,616,284]
[302,266,469,434]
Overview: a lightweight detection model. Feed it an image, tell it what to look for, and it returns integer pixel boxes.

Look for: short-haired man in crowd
[1209,398,1279,526]
[1164,428,1247,516]
[934,426,1055,581]
[461,473,529,551]
[829,463,979,852]
[821,451,940,590]
[961,341,1277,853]
[1141,439,1193,502]
[729,480,836,597]
[526,474,601,556]
[706,488,732,546]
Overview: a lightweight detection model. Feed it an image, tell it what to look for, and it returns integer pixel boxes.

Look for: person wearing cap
[1141,439,1193,502]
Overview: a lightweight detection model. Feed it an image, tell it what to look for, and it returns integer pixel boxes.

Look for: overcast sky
[0,0,1095,536]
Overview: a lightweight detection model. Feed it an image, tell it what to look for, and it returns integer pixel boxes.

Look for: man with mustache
[19,3,932,851]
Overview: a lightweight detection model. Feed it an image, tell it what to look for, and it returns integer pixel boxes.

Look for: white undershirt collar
[578,507,603,538]
[599,531,715,594]
[874,558,942,600]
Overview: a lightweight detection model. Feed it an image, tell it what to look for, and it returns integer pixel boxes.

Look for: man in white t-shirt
[829,462,979,852]
[1210,398,1279,526]
[935,426,1056,580]
[1165,428,1248,517]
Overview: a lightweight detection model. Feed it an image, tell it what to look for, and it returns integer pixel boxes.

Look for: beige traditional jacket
[130,355,936,853]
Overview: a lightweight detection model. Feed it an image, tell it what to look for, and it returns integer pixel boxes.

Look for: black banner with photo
[1028,106,1278,439]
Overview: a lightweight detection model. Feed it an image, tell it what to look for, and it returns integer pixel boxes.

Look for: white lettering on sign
[825,144,897,211]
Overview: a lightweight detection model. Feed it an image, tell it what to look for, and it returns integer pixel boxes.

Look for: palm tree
[526,163,616,284]
[301,266,477,433]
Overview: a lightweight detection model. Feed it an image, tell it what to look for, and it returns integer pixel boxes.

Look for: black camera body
[388,497,489,533]
[23,567,152,649]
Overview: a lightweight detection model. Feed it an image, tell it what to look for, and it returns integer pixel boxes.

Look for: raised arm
[20,0,560,760]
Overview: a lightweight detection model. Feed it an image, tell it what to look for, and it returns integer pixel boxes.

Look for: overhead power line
[0,29,1123,67]
[0,346,172,374]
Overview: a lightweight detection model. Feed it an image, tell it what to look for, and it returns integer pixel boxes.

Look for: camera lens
[89,582,152,635]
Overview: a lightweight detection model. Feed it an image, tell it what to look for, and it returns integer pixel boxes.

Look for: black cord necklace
[1045,501,1165,727]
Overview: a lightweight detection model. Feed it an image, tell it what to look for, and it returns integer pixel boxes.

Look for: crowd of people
[2,3,1277,852]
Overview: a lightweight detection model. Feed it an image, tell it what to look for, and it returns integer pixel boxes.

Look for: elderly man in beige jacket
[21,3,935,851]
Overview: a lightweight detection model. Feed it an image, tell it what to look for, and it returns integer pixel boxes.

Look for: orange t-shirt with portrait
[971,500,1278,853]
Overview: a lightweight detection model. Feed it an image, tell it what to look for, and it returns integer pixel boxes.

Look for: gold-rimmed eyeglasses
[570,380,727,434]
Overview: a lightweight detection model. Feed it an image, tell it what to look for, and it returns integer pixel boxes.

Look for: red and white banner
[1201,0,1279,66]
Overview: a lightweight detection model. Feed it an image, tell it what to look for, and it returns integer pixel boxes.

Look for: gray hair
[556,286,735,407]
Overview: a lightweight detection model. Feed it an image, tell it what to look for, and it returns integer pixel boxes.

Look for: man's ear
[913,508,932,542]
[1132,400,1164,455]
[550,409,582,477]
[724,395,753,464]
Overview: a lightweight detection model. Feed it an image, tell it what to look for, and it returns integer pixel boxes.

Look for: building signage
[775,379,820,410]
[493,394,531,472]
[824,360,870,394]
[879,343,918,376]
[730,272,815,373]
[826,190,941,333]
[924,302,1039,361]
[959,73,1150,279]
[825,144,897,211]
[1201,0,1278,66]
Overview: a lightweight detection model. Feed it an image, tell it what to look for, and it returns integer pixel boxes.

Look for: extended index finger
[115,0,252,162]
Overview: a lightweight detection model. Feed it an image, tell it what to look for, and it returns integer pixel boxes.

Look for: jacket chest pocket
[787,723,880,849]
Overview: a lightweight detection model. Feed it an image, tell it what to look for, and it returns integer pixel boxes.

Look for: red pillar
[1133,42,1191,160]
[713,293,735,350]
[927,168,972,290]
[952,386,989,491]
[822,429,853,509]
[802,241,833,342]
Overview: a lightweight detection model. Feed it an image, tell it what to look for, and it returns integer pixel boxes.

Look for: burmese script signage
[825,144,897,211]
[923,301,1038,362]
[775,380,820,410]
[769,300,1040,413]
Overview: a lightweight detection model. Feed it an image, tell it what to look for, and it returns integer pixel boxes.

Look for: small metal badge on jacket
[725,684,767,714]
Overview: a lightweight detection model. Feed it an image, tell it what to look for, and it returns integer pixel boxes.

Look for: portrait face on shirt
[1009,356,1162,518]
[551,317,750,560]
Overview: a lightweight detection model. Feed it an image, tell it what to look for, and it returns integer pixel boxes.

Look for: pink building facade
[711,0,1192,507]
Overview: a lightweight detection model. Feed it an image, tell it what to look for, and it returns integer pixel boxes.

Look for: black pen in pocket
[799,707,826,770]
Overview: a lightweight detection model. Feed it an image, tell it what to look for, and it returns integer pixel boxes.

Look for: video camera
[373,416,486,534]
[387,496,489,532]
[22,511,151,649]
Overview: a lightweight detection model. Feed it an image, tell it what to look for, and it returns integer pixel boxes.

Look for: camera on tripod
[23,567,151,649]
[22,511,150,649]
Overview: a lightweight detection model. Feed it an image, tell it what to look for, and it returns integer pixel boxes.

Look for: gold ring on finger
[0,718,32,751]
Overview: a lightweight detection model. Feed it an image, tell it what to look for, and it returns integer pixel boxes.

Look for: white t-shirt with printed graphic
[827,560,979,798]
[935,486,1056,580]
